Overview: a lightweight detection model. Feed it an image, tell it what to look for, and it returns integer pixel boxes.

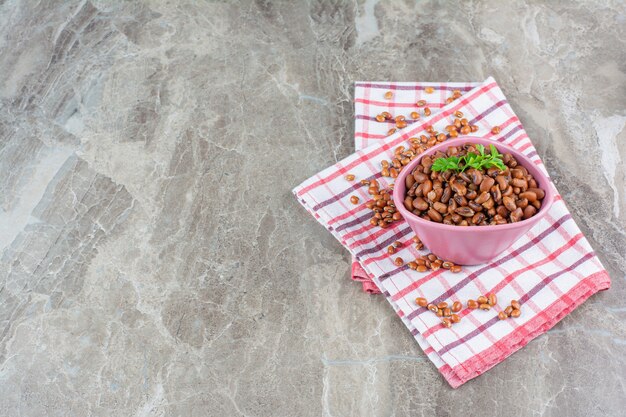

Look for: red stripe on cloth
[435,251,597,355]
[420,233,585,339]
[296,82,498,196]
[445,271,610,388]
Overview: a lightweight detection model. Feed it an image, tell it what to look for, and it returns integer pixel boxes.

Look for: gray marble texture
[0,0,624,416]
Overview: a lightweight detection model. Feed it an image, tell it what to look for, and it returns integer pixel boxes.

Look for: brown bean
[440,187,452,204]
[387,245,395,255]
[417,265,428,272]
[405,174,416,189]
[510,309,521,318]
[427,208,443,222]
[454,194,468,207]
[384,91,393,99]
[442,318,452,328]
[527,188,545,199]
[427,190,437,202]
[407,261,418,270]
[503,196,517,211]
[450,181,467,196]
[491,185,502,203]
[517,198,529,209]
[450,313,461,323]
[422,179,433,195]
[498,311,508,320]
[437,302,448,309]
[434,202,448,214]
[413,172,427,183]
[467,200,482,211]
[424,107,432,116]
[477,295,488,304]
[488,293,497,306]
[455,206,475,217]
[495,175,508,190]
[475,191,491,204]
[428,303,438,313]
[416,100,426,107]
[413,197,429,211]
[452,301,463,312]
[491,126,501,134]
[443,308,452,317]
[403,196,414,211]
[416,297,428,307]
[480,176,495,193]
[467,299,478,309]
[510,207,523,223]
[469,169,483,185]
[512,178,527,188]
[519,191,537,202]
[523,205,537,219]
[472,212,485,224]
[465,189,478,200]
[504,306,514,316]
[532,199,542,209]
[511,300,521,310]
[394,257,403,266]
[450,265,462,273]
[427,254,438,262]
[350,196,360,204]
[436,308,444,317]
[479,303,491,311]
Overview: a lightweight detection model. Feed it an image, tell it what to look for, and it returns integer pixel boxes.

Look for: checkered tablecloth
[293,77,611,387]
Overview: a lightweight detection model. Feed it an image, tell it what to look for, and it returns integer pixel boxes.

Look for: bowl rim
[392,137,555,233]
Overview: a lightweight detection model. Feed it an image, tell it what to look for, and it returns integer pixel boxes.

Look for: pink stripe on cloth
[293,77,611,387]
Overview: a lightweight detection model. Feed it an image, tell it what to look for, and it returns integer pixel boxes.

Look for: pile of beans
[415,293,522,328]
[345,88,508,274]
[404,143,545,225]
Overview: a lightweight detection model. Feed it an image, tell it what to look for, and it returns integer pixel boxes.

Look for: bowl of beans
[392,137,554,265]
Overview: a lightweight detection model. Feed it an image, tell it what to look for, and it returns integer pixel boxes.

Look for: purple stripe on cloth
[405,214,573,321]
[436,251,596,356]
[356,83,476,91]
[354,226,413,258]
[468,100,507,124]
[335,212,375,233]
[311,172,383,211]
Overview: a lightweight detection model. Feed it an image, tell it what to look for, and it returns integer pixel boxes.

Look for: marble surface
[0,0,624,416]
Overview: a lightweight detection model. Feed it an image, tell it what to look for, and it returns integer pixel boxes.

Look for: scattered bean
[384,91,393,99]
[416,297,428,307]
[452,301,463,312]
[467,299,478,309]
[350,196,360,204]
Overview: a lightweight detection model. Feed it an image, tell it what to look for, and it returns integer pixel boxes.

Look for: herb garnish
[431,144,506,173]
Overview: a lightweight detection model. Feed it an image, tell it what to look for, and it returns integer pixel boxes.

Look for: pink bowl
[392,137,555,265]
